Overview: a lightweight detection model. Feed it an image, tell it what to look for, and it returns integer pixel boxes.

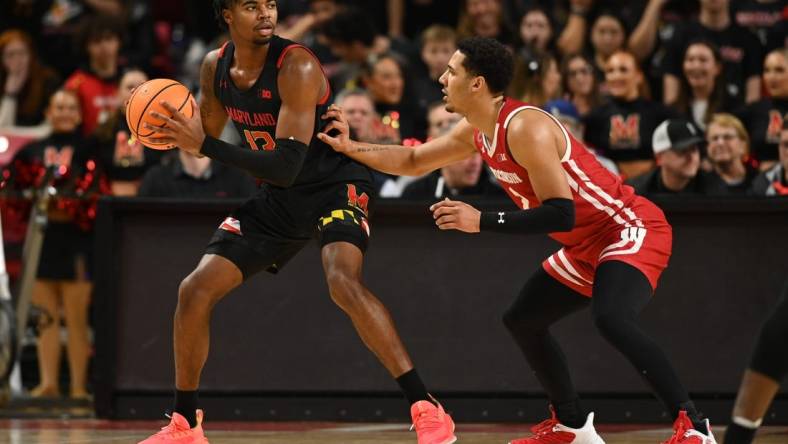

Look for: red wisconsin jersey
[473,98,655,248]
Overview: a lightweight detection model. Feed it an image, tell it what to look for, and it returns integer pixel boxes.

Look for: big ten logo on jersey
[766,110,787,143]
[609,114,640,149]
[258,88,272,100]
[44,146,74,175]
[114,130,144,167]
[346,184,369,215]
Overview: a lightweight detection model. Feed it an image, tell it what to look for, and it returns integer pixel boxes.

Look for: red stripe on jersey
[218,41,230,58]
[276,44,332,105]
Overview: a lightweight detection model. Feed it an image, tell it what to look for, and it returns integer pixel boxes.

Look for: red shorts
[542,202,672,297]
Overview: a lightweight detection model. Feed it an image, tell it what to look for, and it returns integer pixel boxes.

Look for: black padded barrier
[93,197,788,423]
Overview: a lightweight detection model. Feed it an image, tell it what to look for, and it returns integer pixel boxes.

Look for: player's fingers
[159,101,185,122]
[321,109,342,120]
[437,221,457,231]
[429,197,455,211]
[146,136,175,145]
[432,206,456,218]
[316,132,339,147]
[435,214,455,226]
[149,110,177,127]
[143,122,171,135]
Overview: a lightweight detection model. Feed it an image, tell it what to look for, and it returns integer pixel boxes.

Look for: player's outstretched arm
[317,106,477,176]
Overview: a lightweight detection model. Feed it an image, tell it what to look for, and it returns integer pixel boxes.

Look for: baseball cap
[652,118,704,155]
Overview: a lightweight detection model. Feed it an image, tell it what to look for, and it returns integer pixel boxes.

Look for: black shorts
[205,181,374,279]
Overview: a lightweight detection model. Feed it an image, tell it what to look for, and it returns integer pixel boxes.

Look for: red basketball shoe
[138,410,209,444]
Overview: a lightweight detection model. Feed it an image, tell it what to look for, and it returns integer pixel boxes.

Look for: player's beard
[252,36,272,46]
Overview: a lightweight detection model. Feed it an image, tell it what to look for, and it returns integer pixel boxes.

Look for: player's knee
[592,311,628,341]
[177,273,219,315]
[325,271,364,311]
[502,303,540,335]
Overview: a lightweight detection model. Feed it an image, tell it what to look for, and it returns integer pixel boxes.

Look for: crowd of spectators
[0,0,786,399]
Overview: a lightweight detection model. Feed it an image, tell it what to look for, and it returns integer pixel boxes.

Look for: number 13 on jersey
[244,129,275,151]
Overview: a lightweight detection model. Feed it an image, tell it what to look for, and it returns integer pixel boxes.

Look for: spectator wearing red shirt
[64,15,123,136]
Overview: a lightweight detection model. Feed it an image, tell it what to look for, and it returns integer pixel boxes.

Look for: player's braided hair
[456,37,514,96]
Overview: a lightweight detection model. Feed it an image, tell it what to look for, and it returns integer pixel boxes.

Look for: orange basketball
[125,78,195,150]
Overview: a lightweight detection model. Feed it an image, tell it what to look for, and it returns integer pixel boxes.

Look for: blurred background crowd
[0,0,786,401]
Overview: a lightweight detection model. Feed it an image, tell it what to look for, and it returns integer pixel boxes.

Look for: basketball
[125,78,195,150]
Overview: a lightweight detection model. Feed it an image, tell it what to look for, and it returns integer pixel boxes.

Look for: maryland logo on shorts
[318,210,371,237]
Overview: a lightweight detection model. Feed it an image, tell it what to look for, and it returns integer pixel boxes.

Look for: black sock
[396,369,431,406]
[723,422,757,444]
[554,398,587,429]
[174,390,198,428]
[678,401,708,435]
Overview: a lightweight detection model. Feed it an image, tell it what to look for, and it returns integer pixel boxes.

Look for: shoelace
[410,409,444,433]
[156,414,193,438]
[531,418,559,436]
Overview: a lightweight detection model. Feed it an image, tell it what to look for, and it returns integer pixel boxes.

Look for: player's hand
[145,97,205,155]
[429,198,481,233]
[317,104,353,153]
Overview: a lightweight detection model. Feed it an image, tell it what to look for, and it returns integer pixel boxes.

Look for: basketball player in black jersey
[137,2,456,443]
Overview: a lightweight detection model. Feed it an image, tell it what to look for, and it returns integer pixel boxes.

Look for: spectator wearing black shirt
[736,49,788,171]
[705,113,759,194]
[751,119,788,196]
[92,68,163,196]
[584,50,676,178]
[321,7,418,93]
[387,0,461,40]
[662,0,763,108]
[138,150,257,198]
[673,40,734,131]
[732,0,786,51]
[628,118,728,196]
[361,52,425,141]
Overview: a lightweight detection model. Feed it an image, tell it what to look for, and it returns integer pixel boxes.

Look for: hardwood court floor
[1,420,787,443]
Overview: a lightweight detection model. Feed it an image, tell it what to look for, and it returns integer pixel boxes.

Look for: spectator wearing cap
[627,118,728,196]
[750,119,788,196]
[705,113,759,194]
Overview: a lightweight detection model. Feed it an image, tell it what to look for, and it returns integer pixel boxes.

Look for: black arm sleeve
[200,136,308,187]
[479,198,575,234]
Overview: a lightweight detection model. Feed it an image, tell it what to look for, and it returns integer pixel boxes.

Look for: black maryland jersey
[213,36,371,187]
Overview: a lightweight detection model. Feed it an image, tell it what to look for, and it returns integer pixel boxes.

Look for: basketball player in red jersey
[320,37,718,444]
[136,1,455,443]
